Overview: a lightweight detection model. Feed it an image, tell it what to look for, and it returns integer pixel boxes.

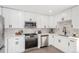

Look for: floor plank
[25,46,63,53]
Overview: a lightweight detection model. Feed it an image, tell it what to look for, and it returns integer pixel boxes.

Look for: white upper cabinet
[54,9,72,22]
[18,11,49,28]
[47,16,54,28]
[72,6,79,29]
[54,15,60,27]
[36,15,48,28]
[48,8,72,28]
[3,8,24,28]
[48,16,55,28]
[3,8,12,28]
[65,9,72,20]
[23,12,37,22]
[51,6,79,29]
[58,9,72,21]
[2,8,49,28]
[40,15,49,28]
[36,15,44,28]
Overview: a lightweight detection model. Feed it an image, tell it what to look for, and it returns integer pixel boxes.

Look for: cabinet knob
[52,35,54,38]
[58,39,61,43]
[16,38,19,40]
[70,40,74,42]
[68,42,70,46]
[16,41,19,44]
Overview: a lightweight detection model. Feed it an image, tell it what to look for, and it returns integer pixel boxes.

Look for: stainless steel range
[24,33,38,49]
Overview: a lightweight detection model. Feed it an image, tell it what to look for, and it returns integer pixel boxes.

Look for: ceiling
[2,5,74,15]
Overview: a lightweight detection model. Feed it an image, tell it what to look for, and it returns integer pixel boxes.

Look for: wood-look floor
[25,46,63,53]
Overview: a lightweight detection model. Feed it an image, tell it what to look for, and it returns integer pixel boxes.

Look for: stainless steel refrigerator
[0,15,4,53]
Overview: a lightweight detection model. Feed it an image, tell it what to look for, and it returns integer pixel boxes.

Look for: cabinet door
[36,15,48,28]
[53,15,59,28]
[53,35,60,49]
[37,16,44,28]
[3,8,24,28]
[68,40,76,53]
[7,36,25,53]
[60,37,68,52]
[59,9,72,21]
[3,8,12,28]
[11,11,24,28]
[23,12,37,22]
[15,36,25,53]
[8,37,16,53]
[53,36,68,52]
[56,37,62,50]
[67,39,76,53]
[72,6,79,29]
[48,16,54,28]
[48,34,54,46]
[35,15,42,28]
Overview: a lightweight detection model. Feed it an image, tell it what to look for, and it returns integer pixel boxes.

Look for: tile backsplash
[56,20,73,36]
[56,20,79,37]
[4,28,49,37]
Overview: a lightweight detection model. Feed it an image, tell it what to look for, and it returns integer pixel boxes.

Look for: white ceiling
[3,5,74,15]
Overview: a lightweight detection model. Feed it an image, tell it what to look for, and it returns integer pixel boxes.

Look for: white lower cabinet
[7,35,25,53]
[49,34,77,53]
[54,36,76,53]
[53,35,59,48]
[53,35,67,52]
[61,37,68,52]
[67,38,76,53]
[56,36,69,52]
[48,34,54,46]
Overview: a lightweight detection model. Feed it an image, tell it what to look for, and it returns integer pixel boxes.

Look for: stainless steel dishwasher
[41,35,48,47]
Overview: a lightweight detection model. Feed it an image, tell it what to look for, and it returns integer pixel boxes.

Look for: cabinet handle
[70,40,74,42]
[16,38,19,40]
[52,36,54,38]
[68,42,70,46]
[58,39,61,43]
[16,41,19,44]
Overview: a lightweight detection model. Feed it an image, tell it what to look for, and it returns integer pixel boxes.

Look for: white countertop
[68,37,79,40]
